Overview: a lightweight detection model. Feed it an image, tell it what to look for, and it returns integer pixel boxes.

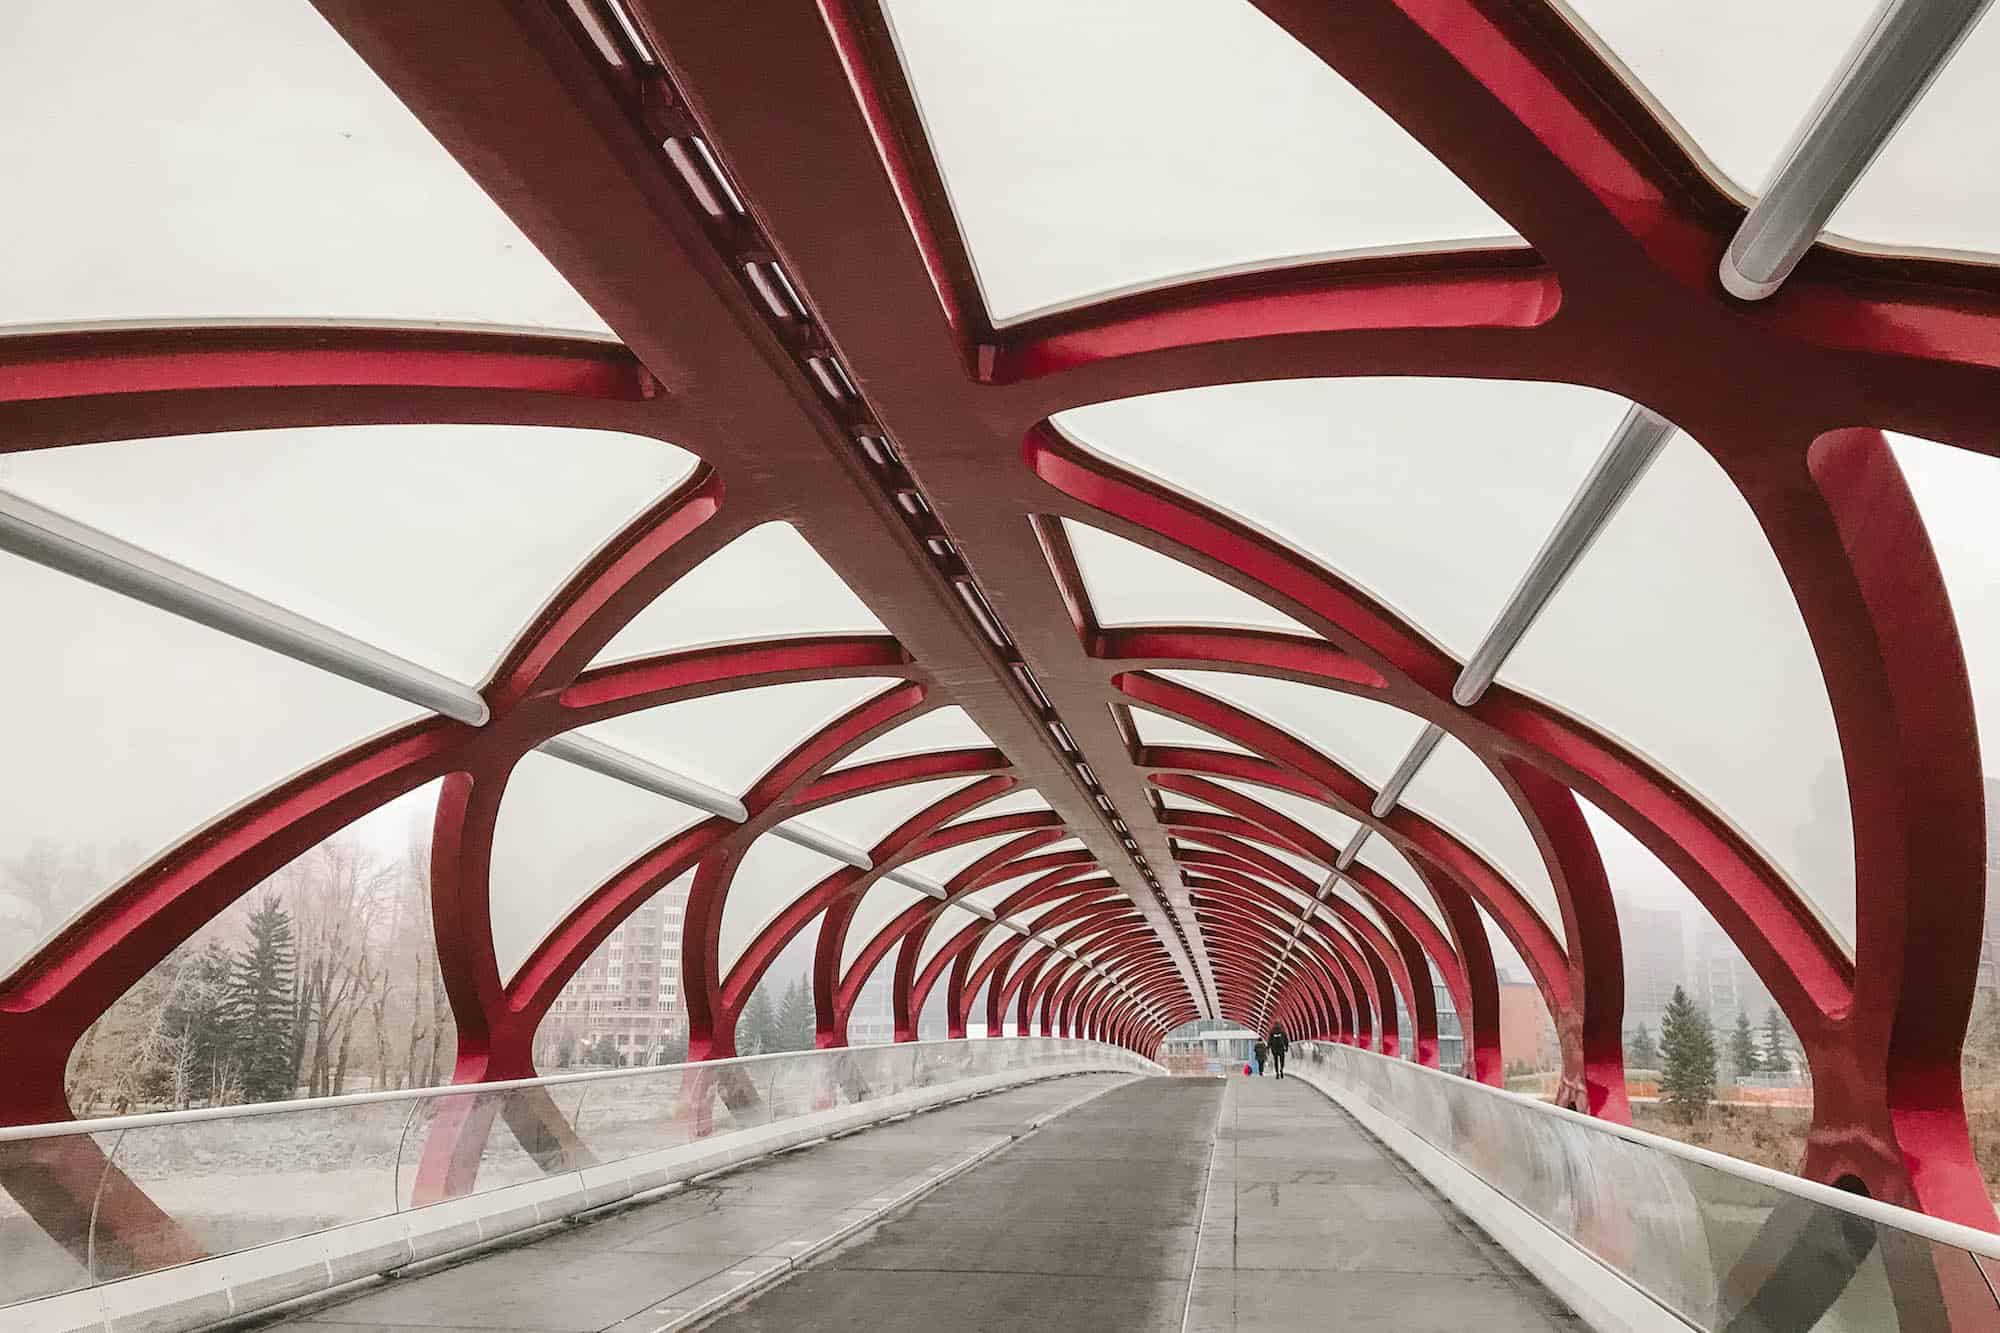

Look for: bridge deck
[247,1074,1581,1332]
[1185,1075,1582,1332]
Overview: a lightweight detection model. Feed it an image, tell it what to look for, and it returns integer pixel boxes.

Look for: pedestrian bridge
[4,1039,1995,1331]
[7,0,2000,1330]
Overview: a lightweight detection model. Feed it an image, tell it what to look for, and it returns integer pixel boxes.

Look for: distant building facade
[538,883,690,1066]
[1497,975,1560,1072]
[1978,778,2000,999]
[1621,904,1684,1040]
[1690,915,1775,1028]
[848,962,895,1045]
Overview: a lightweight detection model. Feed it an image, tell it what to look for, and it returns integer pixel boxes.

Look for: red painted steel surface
[0,0,1990,1256]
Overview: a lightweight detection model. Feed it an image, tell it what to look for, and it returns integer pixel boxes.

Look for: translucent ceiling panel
[971,926,1021,978]
[1888,434,2000,771]
[1262,846,1337,890]
[836,706,994,768]
[581,677,900,797]
[944,789,1051,825]
[1499,433,1855,947]
[592,522,885,665]
[1019,897,1100,932]
[1,425,697,683]
[989,870,1078,915]
[1062,520,1313,634]
[717,834,847,977]
[1128,706,1256,757]
[1154,669,1426,788]
[0,554,421,982]
[881,0,1516,326]
[929,905,1048,982]
[2,0,604,330]
[956,880,1046,915]
[784,776,980,849]
[1353,837,1449,933]
[1558,0,1879,194]
[903,832,1029,887]
[1327,879,1395,940]
[490,752,704,984]
[1829,14,2000,258]
[918,905,979,974]
[840,882,933,975]
[1250,877,1317,916]
[1057,378,1629,657]
[1397,733,1563,941]
[1206,778,1366,858]
[1303,918,1360,964]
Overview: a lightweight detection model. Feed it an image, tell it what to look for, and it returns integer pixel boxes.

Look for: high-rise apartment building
[1978,779,2000,999]
[1621,904,1685,1039]
[537,883,690,1067]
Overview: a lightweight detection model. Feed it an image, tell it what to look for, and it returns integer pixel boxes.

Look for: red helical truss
[0,0,1995,1260]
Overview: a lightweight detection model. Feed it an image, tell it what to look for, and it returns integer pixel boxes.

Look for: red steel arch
[0,0,1989,1244]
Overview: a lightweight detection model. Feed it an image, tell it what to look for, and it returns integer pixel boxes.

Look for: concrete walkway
[242,1073,1586,1332]
[709,1077,1219,1332]
[1186,1074,1584,1331]
[244,1074,1130,1333]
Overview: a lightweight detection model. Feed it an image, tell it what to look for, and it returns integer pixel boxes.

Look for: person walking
[1253,1037,1269,1077]
[1268,1025,1290,1079]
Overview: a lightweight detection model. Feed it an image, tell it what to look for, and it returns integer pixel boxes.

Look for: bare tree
[282,840,394,1099]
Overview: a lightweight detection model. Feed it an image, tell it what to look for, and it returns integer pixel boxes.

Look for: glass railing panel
[565,1060,705,1163]
[1293,1042,2000,1331]
[0,1038,1152,1322]
[99,1100,410,1283]
[0,1129,122,1304]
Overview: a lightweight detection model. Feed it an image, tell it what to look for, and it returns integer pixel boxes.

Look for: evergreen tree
[737,984,778,1055]
[226,896,298,1103]
[1761,1007,1793,1075]
[585,1035,622,1067]
[140,939,227,1106]
[653,1030,689,1065]
[1659,986,1717,1122]
[773,977,817,1052]
[1625,1023,1658,1069]
[1729,1010,1761,1078]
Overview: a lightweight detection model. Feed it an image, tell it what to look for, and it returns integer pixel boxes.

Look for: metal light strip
[1721,0,1993,300]
[1453,404,1675,704]
[540,734,868,869]
[1370,725,1446,818]
[0,489,490,726]
[537,733,747,819]
[0,492,1167,1019]
[1260,404,1675,1026]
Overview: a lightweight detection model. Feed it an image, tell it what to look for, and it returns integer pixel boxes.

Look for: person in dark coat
[1253,1038,1269,1076]
[1268,1025,1290,1079]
